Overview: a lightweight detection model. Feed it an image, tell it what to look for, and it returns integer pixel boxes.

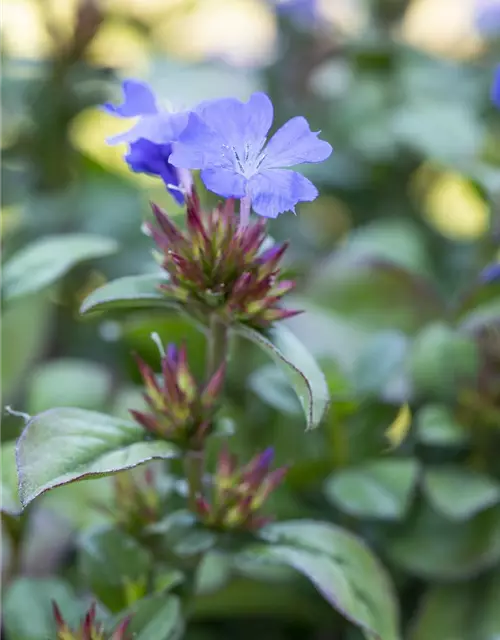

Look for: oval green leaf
[415,404,469,447]
[387,502,500,580]
[80,273,174,315]
[410,574,500,640]
[352,331,409,397]
[236,520,400,640]
[325,459,419,521]
[237,325,329,430]
[3,577,81,640]
[16,408,179,507]
[3,234,118,301]
[79,525,152,612]
[423,467,500,521]
[117,594,184,640]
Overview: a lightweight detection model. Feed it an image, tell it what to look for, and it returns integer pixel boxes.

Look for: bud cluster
[53,602,129,640]
[196,447,287,531]
[131,344,224,448]
[100,467,163,535]
[146,193,300,328]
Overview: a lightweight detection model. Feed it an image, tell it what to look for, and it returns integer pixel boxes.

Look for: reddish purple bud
[52,602,65,628]
[111,616,132,640]
[167,343,178,365]
[217,446,235,481]
[150,202,185,245]
[201,372,225,411]
[258,242,288,268]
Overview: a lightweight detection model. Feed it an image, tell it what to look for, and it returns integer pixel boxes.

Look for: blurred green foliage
[2,0,500,638]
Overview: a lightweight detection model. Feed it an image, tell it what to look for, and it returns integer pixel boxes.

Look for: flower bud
[146,194,300,328]
[96,467,163,535]
[53,602,130,640]
[131,344,225,448]
[195,447,287,531]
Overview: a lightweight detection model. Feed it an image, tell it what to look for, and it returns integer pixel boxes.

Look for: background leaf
[124,594,184,640]
[422,467,500,521]
[325,459,419,521]
[2,234,118,301]
[2,577,81,640]
[387,502,500,580]
[26,359,112,414]
[409,574,500,640]
[79,525,152,612]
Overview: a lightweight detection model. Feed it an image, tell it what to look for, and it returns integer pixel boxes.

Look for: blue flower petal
[248,168,318,218]
[480,262,500,282]
[196,93,273,167]
[125,139,183,204]
[200,168,247,199]
[492,65,500,108]
[263,116,332,169]
[103,80,158,118]
[108,112,189,146]
[170,113,232,170]
[274,0,318,23]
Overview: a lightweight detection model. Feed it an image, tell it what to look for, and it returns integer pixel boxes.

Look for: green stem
[184,450,205,512]
[206,314,228,379]
[184,314,228,511]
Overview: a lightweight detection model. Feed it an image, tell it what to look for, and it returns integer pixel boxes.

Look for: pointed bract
[131,342,225,448]
[148,192,298,328]
[196,447,287,531]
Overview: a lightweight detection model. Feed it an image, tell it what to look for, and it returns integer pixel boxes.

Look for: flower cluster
[147,195,299,328]
[195,447,287,531]
[131,344,224,449]
[53,602,130,640]
[104,80,331,223]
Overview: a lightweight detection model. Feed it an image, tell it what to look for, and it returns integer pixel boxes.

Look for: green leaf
[352,331,409,397]
[325,459,419,521]
[236,520,400,640]
[2,291,52,400]
[308,259,444,334]
[80,273,174,315]
[423,467,500,520]
[237,325,329,430]
[387,502,500,580]
[1,441,22,515]
[2,234,118,301]
[79,525,151,612]
[456,280,500,332]
[27,359,112,414]
[410,574,500,640]
[409,323,479,399]
[3,577,80,640]
[118,594,184,640]
[17,408,179,507]
[416,404,469,447]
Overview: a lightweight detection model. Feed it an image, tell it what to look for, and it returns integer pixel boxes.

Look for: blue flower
[169,92,332,220]
[480,262,500,282]
[125,139,183,204]
[475,0,500,37]
[103,79,189,199]
[273,0,319,23]
[492,65,500,108]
